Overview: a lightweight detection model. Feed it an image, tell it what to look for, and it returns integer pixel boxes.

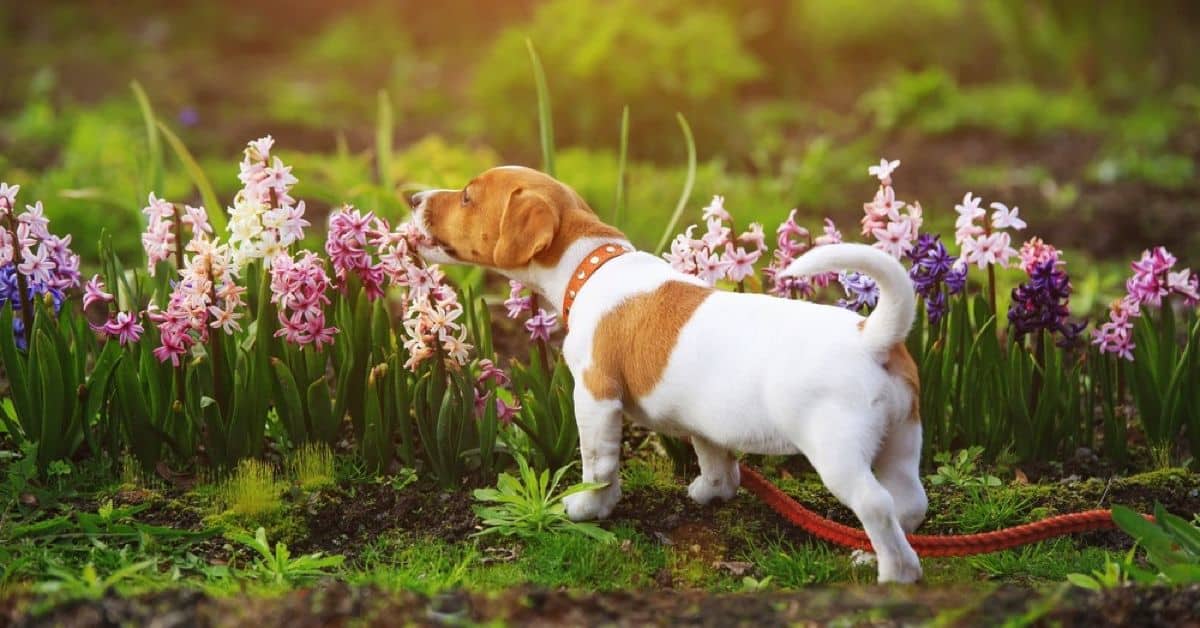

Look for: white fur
[412,192,927,583]
[781,243,916,354]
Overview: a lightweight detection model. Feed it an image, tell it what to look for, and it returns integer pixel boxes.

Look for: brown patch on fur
[584,282,712,401]
[885,342,921,422]
[422,166,624,270]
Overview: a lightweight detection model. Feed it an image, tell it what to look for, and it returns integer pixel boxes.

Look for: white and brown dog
[410,166,927,583]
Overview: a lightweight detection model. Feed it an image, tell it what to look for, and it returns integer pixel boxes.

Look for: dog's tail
[780,243,916,354]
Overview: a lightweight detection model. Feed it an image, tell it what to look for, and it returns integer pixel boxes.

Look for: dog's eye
[461,190,471,206]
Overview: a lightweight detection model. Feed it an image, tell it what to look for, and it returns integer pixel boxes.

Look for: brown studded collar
[561,243,630,330]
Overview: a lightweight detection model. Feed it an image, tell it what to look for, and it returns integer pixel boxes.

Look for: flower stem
[986,263,998,323]
[4,214,34,339]
[171,204,185,271]
[529,293,553,375]
[208,256,225,417]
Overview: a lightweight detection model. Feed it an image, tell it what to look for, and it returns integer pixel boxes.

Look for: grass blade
[526,38,555,176]
[157,121,227,234]
[654,113,696,254]
[129,81,163,213]
[376,89,396,193]
[613,105,630,228]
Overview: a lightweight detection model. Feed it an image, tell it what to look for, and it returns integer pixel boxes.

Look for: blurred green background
[1,0,1198,307]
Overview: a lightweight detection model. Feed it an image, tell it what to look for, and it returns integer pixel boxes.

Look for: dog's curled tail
[781,243,916,353]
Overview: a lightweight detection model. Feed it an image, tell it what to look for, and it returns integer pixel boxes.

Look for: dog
[409,166,927,583]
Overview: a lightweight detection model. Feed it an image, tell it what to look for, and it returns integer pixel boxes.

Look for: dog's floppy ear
[494,186,560,267]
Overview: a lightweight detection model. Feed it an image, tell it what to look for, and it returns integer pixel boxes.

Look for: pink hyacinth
[737,222,767,252]
[868,158,901,186]
[722,246,761,282]
[101,311,144,346]
[141,193,177,275]
[1093,298,1140,361]
[953,192,1022,270]
[269,251,337,348]
[495,397,521,425]
[762,211,846,298]
[83,275,114,310]
[504,280,534,319]
[662,196,760,286]
[0,183,18,214]
[695,249,732,285]
[1018,237,1061,274]
[953,193,986,245]
[814,218,842,246]
[326,206,387,300]
[1167,269,1200,305]
[860,160,921,259]
[1126,246,1177,307]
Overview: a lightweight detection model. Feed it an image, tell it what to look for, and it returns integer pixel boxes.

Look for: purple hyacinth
[1007,259,1084,346]
[0,261,67,350]
[837,271,879,312]
[906,233,966,325]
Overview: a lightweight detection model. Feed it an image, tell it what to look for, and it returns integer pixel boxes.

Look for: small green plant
[375,467,418,492]
[289,443,336,492]
[740,575,774,592]
[1106,503,1200,585]
[926,447,1001,491]
[1067,549,1135,591]
[220,459,284,521]
[230,526,344,586]
[473,454,615,543]
[34,559,156,599]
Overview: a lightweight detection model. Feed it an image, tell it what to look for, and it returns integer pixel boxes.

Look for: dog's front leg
[563,388,623,521]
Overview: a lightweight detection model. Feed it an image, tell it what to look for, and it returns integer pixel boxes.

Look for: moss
[289,443,336,493]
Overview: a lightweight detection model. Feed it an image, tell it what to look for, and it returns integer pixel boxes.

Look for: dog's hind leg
[874,419,927,534]
[563,388,624,521]
[687,435,740,504]
[793,404,922,583]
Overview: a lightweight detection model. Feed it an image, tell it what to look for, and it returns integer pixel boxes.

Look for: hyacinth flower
[1094,246,1199,361]
[326,205,387,300]
[1007,257,1084,348]
[952,192,1025,314]
[473,357,521,426]
[227,136,310,271]
[84,275,144,346]
[906,233,967,326]
[861,159,922,259]
[762,209,815,298]
[145,200,244,366]
[269,251,337,348]
[663,196,763,291]
[0,183,83,350]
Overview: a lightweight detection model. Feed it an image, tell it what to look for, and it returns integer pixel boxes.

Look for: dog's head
[408,166,622,270]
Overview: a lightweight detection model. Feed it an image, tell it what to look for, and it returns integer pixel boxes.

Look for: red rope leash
[739,462,1123,557]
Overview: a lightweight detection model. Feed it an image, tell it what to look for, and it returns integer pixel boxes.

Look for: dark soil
[6,582,1199,627]
[293,480,479,558]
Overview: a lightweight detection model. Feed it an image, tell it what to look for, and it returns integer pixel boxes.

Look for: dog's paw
[687,471,739,505]
[563,488,619,521]
[849,550,877,567]
[876,547,923,584]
